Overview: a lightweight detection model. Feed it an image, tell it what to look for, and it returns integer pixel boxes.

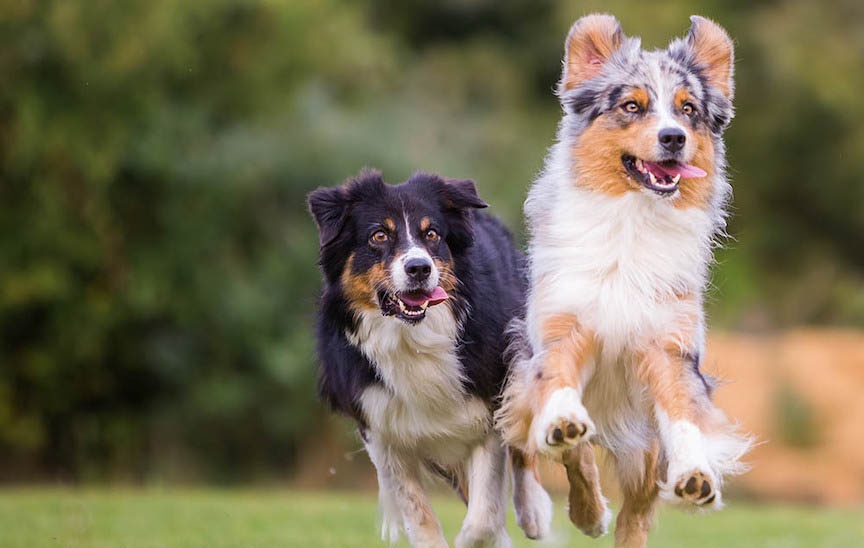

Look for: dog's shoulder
[315,288,379,426]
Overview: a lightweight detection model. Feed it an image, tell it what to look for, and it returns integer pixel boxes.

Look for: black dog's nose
[658,127,686,153]
[404,258,432,281]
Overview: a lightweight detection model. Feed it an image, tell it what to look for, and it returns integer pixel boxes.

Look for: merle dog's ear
[308,185,350,248]
[441,178,488,210]
[560,14,625,93]
[687,15,735,99]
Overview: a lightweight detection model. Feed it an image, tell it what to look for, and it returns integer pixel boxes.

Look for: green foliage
[0,0,862,480]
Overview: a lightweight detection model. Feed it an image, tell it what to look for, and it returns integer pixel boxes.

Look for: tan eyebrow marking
[631,88,649,107]
[674,88,692,108]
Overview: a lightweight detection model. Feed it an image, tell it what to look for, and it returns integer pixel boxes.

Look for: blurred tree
[0,0,395,481]
[0,0,861,481]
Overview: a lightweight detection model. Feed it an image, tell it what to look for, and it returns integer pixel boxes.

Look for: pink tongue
[399,286,450,307]
[644,161,707,179]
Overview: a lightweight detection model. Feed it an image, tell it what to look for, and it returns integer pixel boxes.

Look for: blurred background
[1,0,862,509]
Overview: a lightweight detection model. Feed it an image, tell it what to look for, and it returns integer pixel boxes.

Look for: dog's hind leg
[455,432,512,548]
[613,442,660,548]
[510,447,553,540]
[562,442,611,538]
[365,436,447,548]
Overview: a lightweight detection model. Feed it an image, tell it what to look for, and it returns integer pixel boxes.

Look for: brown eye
[682,103,696,116]
[425,229,439,241]
[370,230,389,244]
[623,101,640,113]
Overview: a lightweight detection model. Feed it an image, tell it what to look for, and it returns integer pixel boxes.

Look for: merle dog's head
[308,170,486,324]
[558,14,735,206]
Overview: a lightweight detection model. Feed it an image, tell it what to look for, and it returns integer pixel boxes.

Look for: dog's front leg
[455,432,512,548]
[365,436,448,547]
[637,342,720,509]
[528,313,597,459]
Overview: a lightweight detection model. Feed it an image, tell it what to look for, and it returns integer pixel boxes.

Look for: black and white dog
[308,170,552,547]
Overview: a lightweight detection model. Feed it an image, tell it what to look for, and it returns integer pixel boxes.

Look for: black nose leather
[404,258,432,281]
[658,127,686,153]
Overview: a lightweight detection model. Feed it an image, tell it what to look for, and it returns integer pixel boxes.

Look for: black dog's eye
[682,103,696,116]
[370,230,389,244]
[424,229,439,242]
[622,101,641,113]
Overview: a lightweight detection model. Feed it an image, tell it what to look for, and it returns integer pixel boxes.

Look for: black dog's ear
[441,178,488,210]
[308,185,350,248]
[308,169,386,247]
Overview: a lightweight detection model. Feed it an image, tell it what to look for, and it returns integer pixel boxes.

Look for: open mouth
[379,286,450,323]
[622,155,707,195]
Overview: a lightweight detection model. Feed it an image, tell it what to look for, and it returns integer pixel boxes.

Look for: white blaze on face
[390,214,440,293]
[649,59,689,156]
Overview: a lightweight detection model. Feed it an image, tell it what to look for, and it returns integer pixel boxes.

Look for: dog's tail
[495,317,536,453]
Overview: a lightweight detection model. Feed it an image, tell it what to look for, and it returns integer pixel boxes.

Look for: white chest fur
[348,306,490,462]
[527,181,714,353]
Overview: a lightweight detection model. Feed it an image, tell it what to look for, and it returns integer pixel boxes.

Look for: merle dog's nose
[658,127,686,153]
[404,258,432,282]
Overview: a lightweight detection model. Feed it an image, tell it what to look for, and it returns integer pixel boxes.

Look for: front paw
[531,388,595,458]
[664,467,721,510]
[674,469,718,506]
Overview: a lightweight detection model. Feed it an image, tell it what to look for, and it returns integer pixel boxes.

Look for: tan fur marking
[674,127,716,210]
[637,346,694,420]
[636,294,706,425]
[673,88,692,109]
[383,218,396,231]
[688,16,735,98]
[562,443,607,535]
[631,88,649,109]
[340,254,387,313]
[496,314,595,453]
[573,116,658,196]
[433,258,458,293]
[562,14,624,91]
[419,217,431,232]
[614,442,660,548]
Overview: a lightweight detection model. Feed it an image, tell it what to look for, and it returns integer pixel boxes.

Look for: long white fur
[351,303,518,546]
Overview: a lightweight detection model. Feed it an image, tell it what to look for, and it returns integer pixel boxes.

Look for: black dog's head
[308,170,487,324]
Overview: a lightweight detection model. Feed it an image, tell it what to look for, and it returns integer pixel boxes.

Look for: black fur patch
[308,170,527,420]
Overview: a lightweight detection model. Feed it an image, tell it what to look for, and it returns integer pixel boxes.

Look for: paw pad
[547,418,589,447]
[673,470,716,506]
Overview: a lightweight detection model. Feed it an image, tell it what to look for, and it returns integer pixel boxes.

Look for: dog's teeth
[648,171,658,185]
[420,301,428,311]
[672,174,681,184]
[636,159,644,172]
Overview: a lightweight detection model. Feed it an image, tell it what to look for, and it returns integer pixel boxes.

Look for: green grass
[0,489,860,547]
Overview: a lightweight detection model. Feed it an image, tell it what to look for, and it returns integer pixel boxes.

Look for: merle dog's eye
[425,229,439,242]
[682,103,696,116]
[370,230,389,244]
[622,101,641,113]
